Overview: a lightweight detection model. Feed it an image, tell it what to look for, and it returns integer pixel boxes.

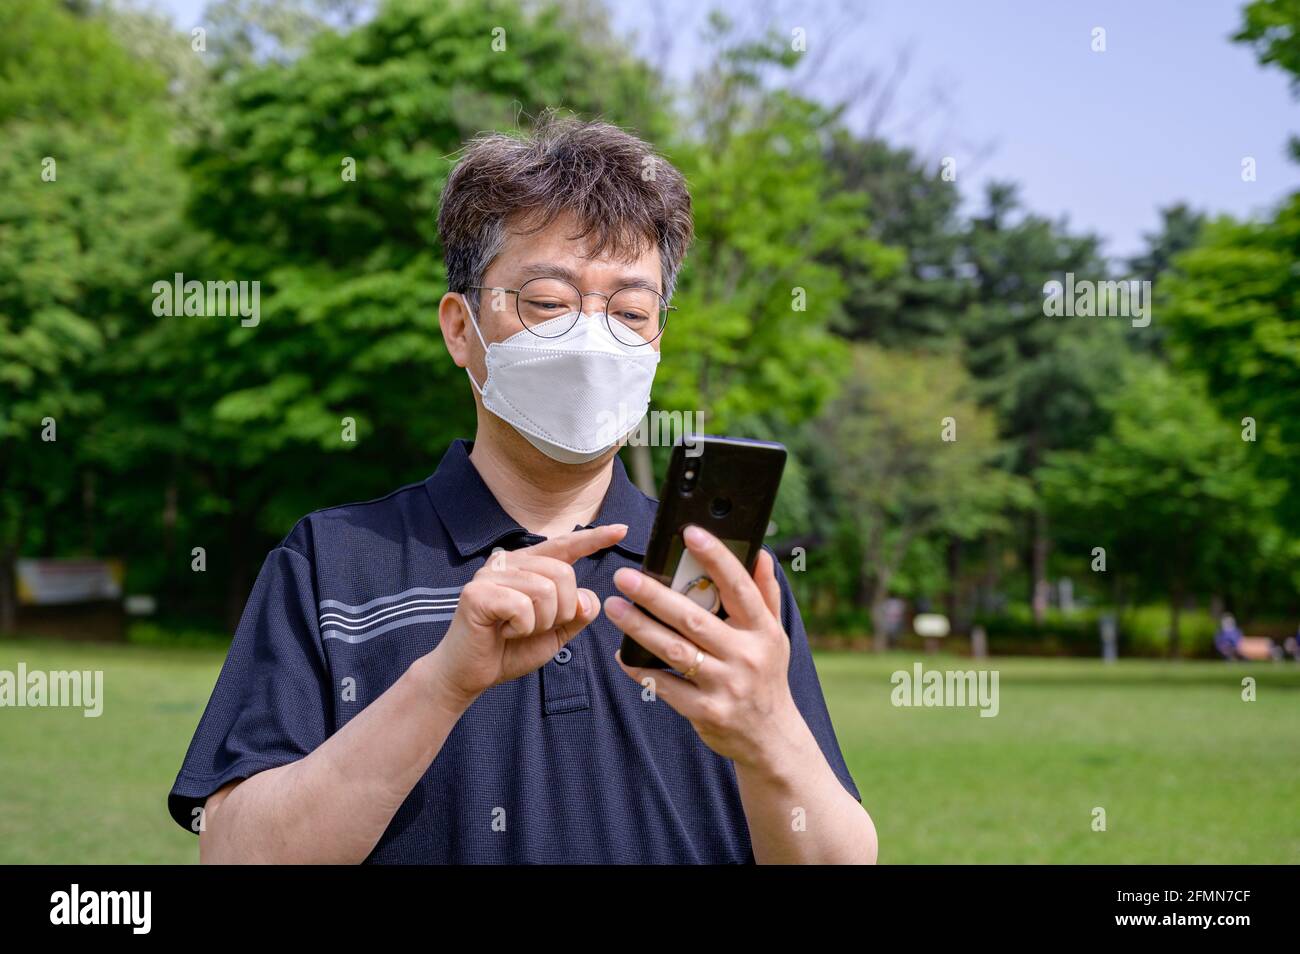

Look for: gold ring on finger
[681,648,706,680]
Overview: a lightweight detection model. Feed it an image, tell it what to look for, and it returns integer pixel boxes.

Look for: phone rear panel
[621,436,786,669]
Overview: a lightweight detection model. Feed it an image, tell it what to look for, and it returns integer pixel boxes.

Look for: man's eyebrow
[511,263,661,294]
[514,263,582,284]
[612,275,662,293]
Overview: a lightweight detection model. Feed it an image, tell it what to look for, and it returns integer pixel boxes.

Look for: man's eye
[614,311,649,323]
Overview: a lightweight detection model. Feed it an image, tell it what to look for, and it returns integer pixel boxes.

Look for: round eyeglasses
[465,278,671,346]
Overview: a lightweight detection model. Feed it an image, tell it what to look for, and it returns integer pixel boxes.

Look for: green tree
[1236,0,1300,158]
[958,182,1130,621]
[200,0,373,76]
[1121,203,1206,357]
[1128,203,1206,285]
[817,344,1029,649]
[0,0,188,632]
[1160,198,1300,585]
[118,0,678,623]
[0,0,164,125]
[1038,362,1284,655]
[1157,0,1300,589]
[657,16,893,431]
[824,135,961,347]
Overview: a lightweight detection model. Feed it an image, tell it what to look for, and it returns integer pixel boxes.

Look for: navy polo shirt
[167,439,860,863]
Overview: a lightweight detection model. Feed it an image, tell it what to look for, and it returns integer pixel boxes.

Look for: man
[167,116,877,864]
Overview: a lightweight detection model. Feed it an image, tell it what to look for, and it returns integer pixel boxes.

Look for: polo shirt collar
[425,439,651,559]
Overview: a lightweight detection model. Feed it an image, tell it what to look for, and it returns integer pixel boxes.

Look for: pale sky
[154,0,1300,260]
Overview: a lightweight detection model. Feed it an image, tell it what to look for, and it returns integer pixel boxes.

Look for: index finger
[523,523,628,563]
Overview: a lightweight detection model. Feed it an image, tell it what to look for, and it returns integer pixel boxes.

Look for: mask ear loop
[460,292,490,395]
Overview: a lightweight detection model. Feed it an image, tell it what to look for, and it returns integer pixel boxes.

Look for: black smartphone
[618,435,787,669]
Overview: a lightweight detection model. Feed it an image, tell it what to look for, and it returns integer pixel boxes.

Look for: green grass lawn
[1,638,1297,863]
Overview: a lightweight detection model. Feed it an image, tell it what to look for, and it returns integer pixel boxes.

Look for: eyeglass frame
[462,279,674,346]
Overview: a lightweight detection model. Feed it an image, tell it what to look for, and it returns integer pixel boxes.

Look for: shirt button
[553,647,573,665]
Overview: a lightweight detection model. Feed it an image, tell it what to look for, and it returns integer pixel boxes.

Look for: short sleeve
[166,545,334,833]
[769,549,861,803]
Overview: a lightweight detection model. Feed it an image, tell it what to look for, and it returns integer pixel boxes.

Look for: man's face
[437,211,666,469]
[444,211,665,388]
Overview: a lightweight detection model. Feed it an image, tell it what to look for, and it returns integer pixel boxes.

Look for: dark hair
[437,114,694,301]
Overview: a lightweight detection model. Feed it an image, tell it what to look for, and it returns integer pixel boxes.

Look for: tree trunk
[981,534,999,614]
[945,535,961,633]
[162,478,179,592]
[1,495,27,636]
[82,470,96,555]
[869,571,892,653]
[1168,582,1183,659]
[1025,426,1049,624]
[862,528,892,653]
[628,443,656,497]
[1031,506,1050,624]
[870,594,889,653]
[0,544,16,636]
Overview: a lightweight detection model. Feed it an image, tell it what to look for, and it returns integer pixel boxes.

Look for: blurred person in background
[1214,613,1245,660]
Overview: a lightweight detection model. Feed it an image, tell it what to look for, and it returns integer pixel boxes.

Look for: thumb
[555,588,602,645]
[575,588,602,628]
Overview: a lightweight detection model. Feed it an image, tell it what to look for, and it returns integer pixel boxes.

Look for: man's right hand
[428,523,628,708]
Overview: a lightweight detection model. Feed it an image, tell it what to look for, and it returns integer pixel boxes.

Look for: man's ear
[438,292,472,369]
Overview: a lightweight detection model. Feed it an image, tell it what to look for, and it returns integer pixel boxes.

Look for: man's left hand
[605,524,807,772]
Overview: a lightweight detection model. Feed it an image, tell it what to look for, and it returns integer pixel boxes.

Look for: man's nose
[578,290,610,309]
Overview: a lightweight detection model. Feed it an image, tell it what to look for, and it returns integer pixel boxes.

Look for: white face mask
[461,294,660,464]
